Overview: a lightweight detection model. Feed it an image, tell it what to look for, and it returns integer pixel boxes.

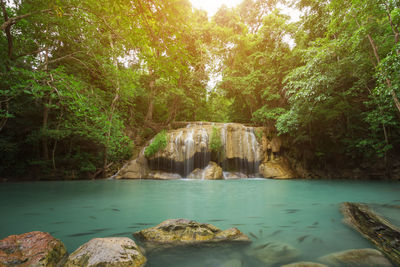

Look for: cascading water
[184,129,195,176]
[146,122,263,178]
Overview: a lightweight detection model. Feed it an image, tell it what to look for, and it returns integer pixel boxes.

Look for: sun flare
[189,0,243,16]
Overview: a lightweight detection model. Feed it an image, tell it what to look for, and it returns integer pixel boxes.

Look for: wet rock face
[116,158,148,179]
[64,237,146,267]
[259,158,296,179]
[117,122,297,179]
[0,231,67,267]
[318,248,393,267]
[246,242,301,266]
[133,219,251,251]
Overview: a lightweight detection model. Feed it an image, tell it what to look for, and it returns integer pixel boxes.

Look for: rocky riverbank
[1,210,398,267]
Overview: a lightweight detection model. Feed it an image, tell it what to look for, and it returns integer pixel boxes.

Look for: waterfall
[146,122,263,178]
[184,129,194,176]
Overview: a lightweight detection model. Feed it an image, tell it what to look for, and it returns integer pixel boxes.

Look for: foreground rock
[0,231,67,266]
[133,219,251,251]
[341,202,400,265]
[65,237,146,267]
[319,248,393,267]
[282,262,328,267]
[246,241,301,266]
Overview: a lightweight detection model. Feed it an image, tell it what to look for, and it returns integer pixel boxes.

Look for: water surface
[1,179,399,266]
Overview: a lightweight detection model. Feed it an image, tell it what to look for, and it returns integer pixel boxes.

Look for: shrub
[210,126,223,152]
[144,130,168,157]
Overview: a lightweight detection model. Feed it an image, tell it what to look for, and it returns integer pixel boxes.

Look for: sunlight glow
[190,0,301,21]
[190,0,243,16]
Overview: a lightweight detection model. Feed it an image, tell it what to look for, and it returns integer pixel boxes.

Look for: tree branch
[0,9,51,31]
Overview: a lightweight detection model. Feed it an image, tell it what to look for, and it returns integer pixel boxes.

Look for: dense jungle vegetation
[1,0,399,179]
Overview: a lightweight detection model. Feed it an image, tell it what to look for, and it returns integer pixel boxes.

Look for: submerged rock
[259,158,296,179]
[319,248,393,267]
[133,219,251,251]
[0,231,67,266]
[221,258,243,267]
[65,237,146,267]
[246,241,301,266]
[282,262,328,267]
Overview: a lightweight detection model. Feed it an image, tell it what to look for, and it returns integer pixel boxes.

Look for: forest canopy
[1,0,399,179]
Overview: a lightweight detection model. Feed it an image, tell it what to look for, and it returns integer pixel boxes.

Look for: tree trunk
[42,48,50,161]
[341,202,400,265]
[145,80,155,123]
[42,97,50,161]
[0,0,12,61]
[103,32,120,177]
[383,1,399,54]
[365,33,400,113]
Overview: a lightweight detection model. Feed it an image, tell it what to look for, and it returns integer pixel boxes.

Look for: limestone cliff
[116,122,296,179]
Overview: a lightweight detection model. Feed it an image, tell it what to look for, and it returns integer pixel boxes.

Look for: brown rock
[133,219,251,251]
[271,137,282,153]
[259,158,296,179]
[147,171,181,180]
[0,231,67,267]
[116,156,148,179]
[65,237,146,267]
[187,162,222,179]
[203,162,223,180]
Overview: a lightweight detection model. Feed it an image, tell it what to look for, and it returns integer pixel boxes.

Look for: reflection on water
[0,179,399,266]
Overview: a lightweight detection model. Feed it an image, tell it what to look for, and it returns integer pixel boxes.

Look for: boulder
[259,158,296,179]
[116,157,148,179]
[246,241,301,266]
[0,231,67,267]
[147,171,181,180]
[222,172,248,179]
[203,162,223,180]
[282,262,328,267]
[187,168,203,179]
[318,248,393,267]
[133,219,251,251]
[64,237,146,267]
[187,162,223,179]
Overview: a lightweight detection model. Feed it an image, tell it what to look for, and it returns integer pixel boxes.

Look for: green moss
[254,129,263,143]
[210,126,223,153]
[144,130,168,158]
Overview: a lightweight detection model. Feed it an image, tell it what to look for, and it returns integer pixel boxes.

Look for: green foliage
[1,0,400,179]
[210,126,223,153]
[144,130,168,158]
[254,128,263,143]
